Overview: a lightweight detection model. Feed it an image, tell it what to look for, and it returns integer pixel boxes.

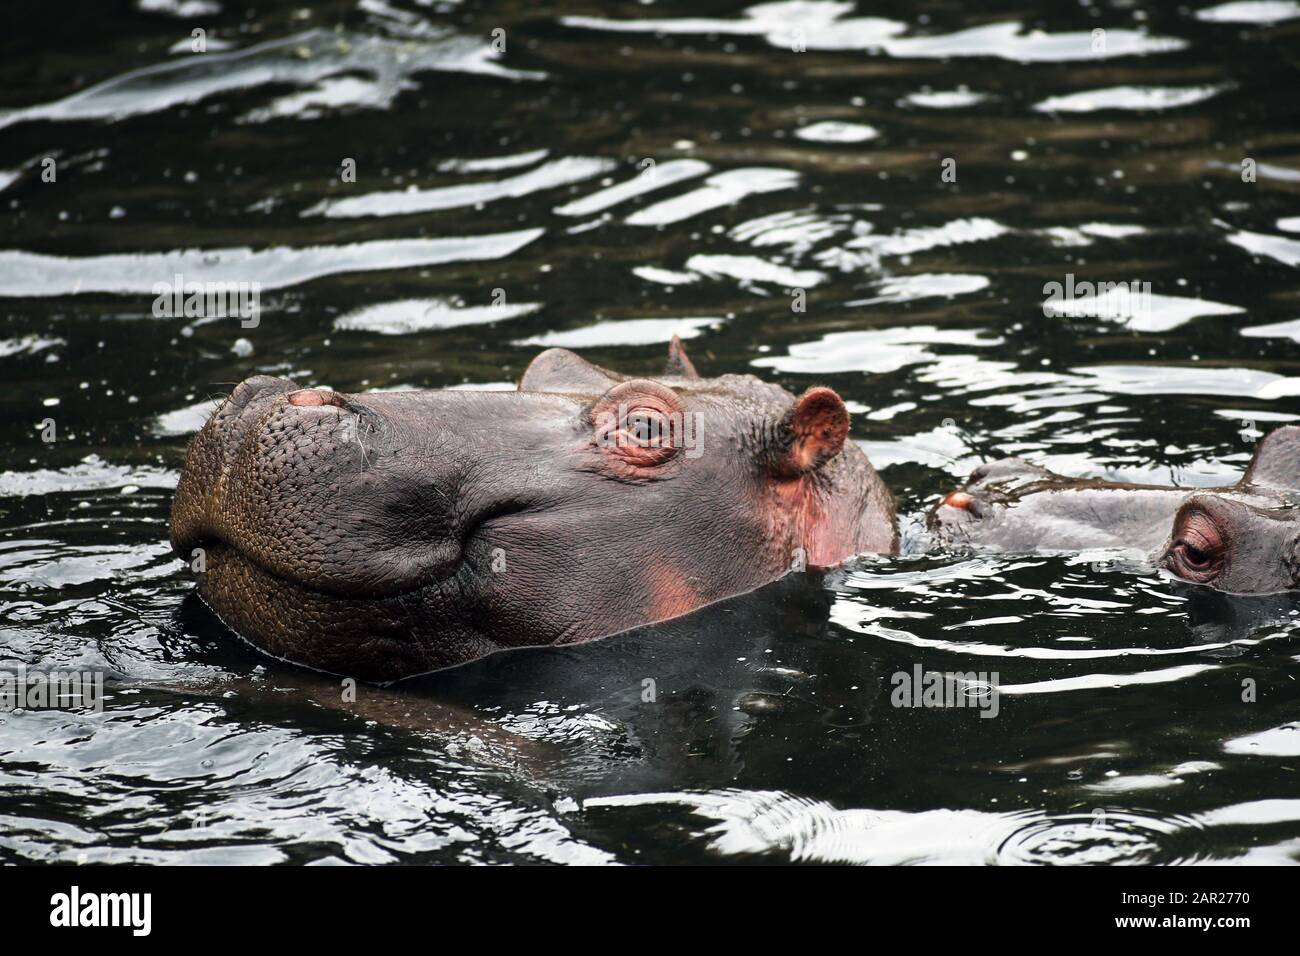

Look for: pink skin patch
[647,563,702,622]
[765,475,857,568]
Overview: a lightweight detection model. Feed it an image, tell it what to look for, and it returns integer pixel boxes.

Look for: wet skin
[170,338,897,680]
[929,426,1300,594]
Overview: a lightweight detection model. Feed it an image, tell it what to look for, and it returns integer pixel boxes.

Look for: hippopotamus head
[171,338,896,680]
[928,426,1300,594]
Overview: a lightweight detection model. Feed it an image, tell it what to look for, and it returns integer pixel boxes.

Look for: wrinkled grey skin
[171,340,896,681]
[929,426,1300,594]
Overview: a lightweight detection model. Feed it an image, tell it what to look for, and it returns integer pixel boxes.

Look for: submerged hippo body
[171,339,896,680]
[929,426,1300,593]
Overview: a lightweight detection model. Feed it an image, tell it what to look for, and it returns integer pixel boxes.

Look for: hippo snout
[172,377,466,603]
[929,458,1062,530]
[170,375,296,560]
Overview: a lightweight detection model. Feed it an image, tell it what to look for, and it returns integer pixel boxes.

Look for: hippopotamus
[170,338,897,680]
[929,426,1300,593]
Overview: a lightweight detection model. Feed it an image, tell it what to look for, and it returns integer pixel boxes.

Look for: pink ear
[775,387,849,476]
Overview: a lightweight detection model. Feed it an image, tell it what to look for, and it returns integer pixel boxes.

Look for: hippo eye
[606,406,677,465]
[590,380,685,474]
[626,408,672,448]
[1166,509,1224,584]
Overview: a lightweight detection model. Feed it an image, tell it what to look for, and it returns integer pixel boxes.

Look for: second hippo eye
[1166,510,1225,583]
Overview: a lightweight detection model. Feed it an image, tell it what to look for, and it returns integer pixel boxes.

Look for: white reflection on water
[902,88,988,108]
[334,298,541,335]
[1241,318,1300,343]
[1044,290,1243,333]
[0,229,544,297]
[583,789,1258,864]
[686,254,826,288]
[307,157,615,218]
[1033,85,1227,113]
[0,28,544,132]
[554,160,711,217]
[0,455,177,497]
[1196,1,1300,24]
[1223,722,1300,756]
[794,120,879,143]
[513,316,719,348]
[626,168,799,226]
[753,325,1002,375]
[1226,227,1300,266]
[564,2,1186,62]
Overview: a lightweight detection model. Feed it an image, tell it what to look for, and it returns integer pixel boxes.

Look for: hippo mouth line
[191,541,458,681]
[176,491,526,602]
[194,539,363,598]
[182,532,451,602]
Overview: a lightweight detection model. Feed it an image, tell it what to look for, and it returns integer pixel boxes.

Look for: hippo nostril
[225,375,296,412]
[288,388,343,408]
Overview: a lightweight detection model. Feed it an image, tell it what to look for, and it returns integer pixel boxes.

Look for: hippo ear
[664,335,700,379]
[1243,425,1300,490]
[520,348,620,394]
[770,387,850,477]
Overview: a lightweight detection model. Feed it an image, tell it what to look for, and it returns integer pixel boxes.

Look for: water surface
[2,0,1300,864]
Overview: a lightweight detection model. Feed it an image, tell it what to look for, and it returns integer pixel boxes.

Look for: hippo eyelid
[1164,503,1228,584]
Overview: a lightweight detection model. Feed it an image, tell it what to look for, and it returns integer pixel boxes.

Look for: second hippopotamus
[930,426,1300,593]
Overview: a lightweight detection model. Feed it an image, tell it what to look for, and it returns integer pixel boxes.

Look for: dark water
[3,0,1300,864]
